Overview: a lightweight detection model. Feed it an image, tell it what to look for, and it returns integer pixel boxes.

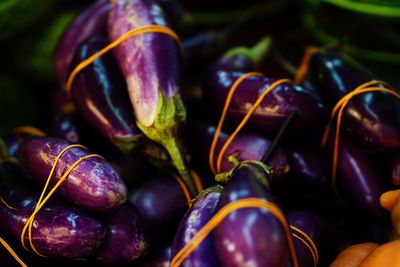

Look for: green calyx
[224,36,272,67]
[113,135,141,155]
[137,87,197,197]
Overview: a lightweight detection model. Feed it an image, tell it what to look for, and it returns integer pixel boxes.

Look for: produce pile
[0,0,400,266]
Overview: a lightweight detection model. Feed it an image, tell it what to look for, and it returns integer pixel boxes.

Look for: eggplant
[136,246,171,267]
[308,50,400,152]
[48,112,83,144]
[287,210,349,267]
[18,137,127,211]
[0,181,105,259]
[329,136,387,218]
[94,202,149,264]
[70,36,142,153]
[108,0,196,195]
[213,161,290,267]
[171,186,222,267]
[284,143,327,189]
[187,121,289,182]
[128,173,189,236]
[204,42,326,134]
[54,0,111,83]
[391,155,400,186]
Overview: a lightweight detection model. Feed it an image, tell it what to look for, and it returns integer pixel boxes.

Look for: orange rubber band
[0,237,27,267]
[20,144,103,257]
[321,81,400,189]
[208,73,292,174]
[0,196,18,210]
[173,174,193,208]
[294,46,320,84]
[190,170,203,193]
[14,126,46,137]
[65,25,181,98]
[208,72,263,175]
[169,197,299,267]
[291,225,319,267]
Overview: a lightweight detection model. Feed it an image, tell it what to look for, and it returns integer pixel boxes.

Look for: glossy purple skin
[70,36,142,153]
[284,144,327,188]
[171,189,221,267]
[214,162,289,267]
[187,122,289,182]
[309,51,400,152]
[391,155,400,186]
[212,54,255,73]
[108,0,180,127]
[128,173,188,231]
[205,71,326,133]
[332,137,386,218]
[0,183,105,259]
[18,137,127,211]
[54,0,110,83]
[94,202,148,264]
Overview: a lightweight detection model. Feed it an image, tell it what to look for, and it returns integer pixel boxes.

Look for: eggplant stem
[261,111,299,164]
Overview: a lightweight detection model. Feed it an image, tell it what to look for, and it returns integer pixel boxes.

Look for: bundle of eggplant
[1,0,400,266]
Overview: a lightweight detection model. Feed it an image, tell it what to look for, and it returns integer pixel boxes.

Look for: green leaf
[322,0,400,17]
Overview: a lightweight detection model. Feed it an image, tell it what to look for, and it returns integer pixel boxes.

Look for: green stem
[323,0,400,18]
[224,37,272,67]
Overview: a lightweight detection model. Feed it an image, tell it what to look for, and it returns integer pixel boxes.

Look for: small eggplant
[94,202,149,265]
[0,181,105,259]
[329,136,387,218]
[187,121,289,182]
[213,161,290,267]
[308,50,400,152]
[128,173,189,236]
[70,36,142,153]
[18,137,127,211]
[204,45,326,134]
[48,112,84,144]
[54,0,110,83]
[108,0,196,195]
[171,186,223,267]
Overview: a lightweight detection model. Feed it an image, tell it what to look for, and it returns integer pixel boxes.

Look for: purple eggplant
[187,121,289,182]
[391,155,400,186]
[48,112,83,144]
[308,50,400,152]
[70,36,142,153]
[204,43,326,134]
[108,0,196,195]
[128,173,188,235]
[213,161,290,267]
[171,186,222,267]
[94,202,149,264]
[284,143,327,189]
[18,137,127,211]
[0,181,106,259]
[329,136,387,218]
[54,0,110,83]
[286,210,349,267]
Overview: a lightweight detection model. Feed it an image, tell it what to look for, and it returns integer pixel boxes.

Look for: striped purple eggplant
[213,161,290,267]
[128,173,189,235]
[187,121,289,182]
[0,180,105,259]
[171,185,223,267]
[204,43,326,134]
[328,136,387,218]
[54,0,110,84]
[308,50,400,152]
[94,202,149,264]
[18,137,127,211]
[392,155,400,186]
[108,0,196,195]
[70,36,142,153]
